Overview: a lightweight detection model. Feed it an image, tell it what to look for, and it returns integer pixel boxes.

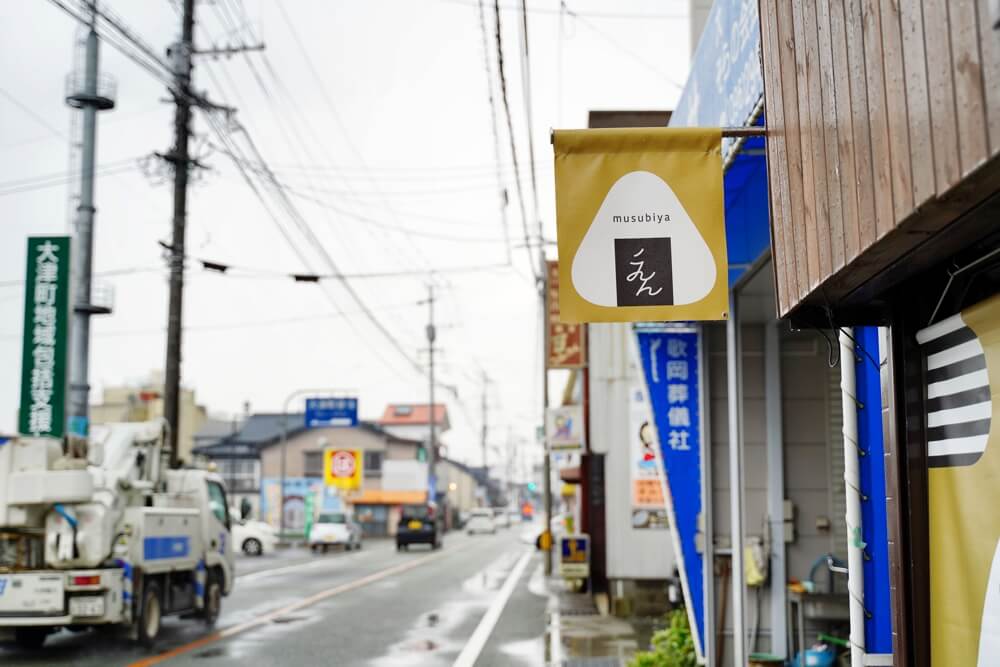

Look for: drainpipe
[839,329,865,667]
[765,322,787,659]
[727,291,747,666]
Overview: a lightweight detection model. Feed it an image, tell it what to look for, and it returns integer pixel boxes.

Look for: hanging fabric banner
[552,128,727,323]
[635,325,706,660]
[916,294,1000,666]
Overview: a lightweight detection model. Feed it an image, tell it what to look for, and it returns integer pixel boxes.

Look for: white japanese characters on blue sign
[636,327,705,659]
[304,397,358,428]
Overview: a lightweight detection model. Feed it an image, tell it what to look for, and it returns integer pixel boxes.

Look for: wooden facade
[760,0,1000,319]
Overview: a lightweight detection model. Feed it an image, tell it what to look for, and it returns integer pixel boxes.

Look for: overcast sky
[0,0,690,473]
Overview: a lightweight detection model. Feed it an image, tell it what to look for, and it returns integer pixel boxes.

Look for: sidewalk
[478,551,658,667]
[547,577,651,667]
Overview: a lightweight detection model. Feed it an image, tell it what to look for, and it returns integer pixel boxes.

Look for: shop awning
[351,490,426,505]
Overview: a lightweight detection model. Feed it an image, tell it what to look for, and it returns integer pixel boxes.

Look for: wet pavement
[0,526,544,666]
[0,522,651,666]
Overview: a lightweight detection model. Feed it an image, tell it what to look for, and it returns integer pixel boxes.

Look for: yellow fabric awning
[350,489,427,505]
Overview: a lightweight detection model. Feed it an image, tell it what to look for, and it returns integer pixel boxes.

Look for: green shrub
[628,609,697,667]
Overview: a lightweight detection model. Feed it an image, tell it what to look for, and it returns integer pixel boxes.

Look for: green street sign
[19,236,71,438]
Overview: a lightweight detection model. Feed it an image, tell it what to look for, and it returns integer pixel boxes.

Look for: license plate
[0,574,64,614]
[408,520,423,530]
[69,595,105,617]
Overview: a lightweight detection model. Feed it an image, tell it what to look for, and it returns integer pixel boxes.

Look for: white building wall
[590,323,678,580]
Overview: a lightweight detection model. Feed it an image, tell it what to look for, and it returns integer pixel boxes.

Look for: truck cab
[0,422,235,648]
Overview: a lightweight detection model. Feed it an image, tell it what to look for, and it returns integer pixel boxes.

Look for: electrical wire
[477,0,513,264]
[562,3,684,90]
[436,0,686,19]
[0,87,68,140]
[493,0,539,283]
[518,0,544,248]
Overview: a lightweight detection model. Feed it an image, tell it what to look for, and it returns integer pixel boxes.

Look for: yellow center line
[128,542,473,667]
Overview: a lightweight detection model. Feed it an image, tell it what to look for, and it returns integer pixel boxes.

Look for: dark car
[396,502,443,551]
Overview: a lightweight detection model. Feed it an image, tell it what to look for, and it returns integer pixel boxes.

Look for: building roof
[192,413,423,459]
[378,404,450,430]
[193,417,239,444]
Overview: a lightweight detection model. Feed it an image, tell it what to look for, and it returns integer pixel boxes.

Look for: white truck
[0,421,234,649]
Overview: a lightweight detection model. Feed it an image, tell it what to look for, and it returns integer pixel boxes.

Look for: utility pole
[481,370,490,494]
[67,0,115,437]
[541,256,553,575]
[424,285,437,501]
[163,0,196,468]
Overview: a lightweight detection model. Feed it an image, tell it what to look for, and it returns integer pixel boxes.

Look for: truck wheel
[203,572,222,627]
[242,538,262,556]
[137,580,162,648]
[13,627,48,650]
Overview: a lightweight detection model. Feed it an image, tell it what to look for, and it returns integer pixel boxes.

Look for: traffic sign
[559,534,590,578]
[305,397,358,428]
[323,449,363,490]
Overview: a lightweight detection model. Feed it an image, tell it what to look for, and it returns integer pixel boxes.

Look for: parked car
[232,518,278,556]
[493,507,511,529]
[309,511,363,553]
[396,501,444,550]
[466,508,497,535]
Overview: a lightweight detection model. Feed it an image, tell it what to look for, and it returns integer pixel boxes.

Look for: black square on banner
[614,237,674,306]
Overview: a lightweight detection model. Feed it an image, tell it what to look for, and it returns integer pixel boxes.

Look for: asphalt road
[0,525,548,667]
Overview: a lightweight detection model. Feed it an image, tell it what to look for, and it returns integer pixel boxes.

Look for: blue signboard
[636,327,706,659]
[669,0,762,152]
[669,0,769,288]
[304,397,358,428]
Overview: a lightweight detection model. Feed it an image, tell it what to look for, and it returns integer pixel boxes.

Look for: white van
[465,508,497,535]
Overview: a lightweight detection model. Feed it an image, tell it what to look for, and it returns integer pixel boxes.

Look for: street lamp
[278,387,353,538]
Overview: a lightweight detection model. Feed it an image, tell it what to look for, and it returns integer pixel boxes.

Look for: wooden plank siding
[759,0,1000,318]
[760,0,792,314]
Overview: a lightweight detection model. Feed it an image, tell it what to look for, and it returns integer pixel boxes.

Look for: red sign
[547,261,585,368]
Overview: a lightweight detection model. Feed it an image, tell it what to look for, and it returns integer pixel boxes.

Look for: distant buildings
[90,370,206,464]
[192,402,487,537]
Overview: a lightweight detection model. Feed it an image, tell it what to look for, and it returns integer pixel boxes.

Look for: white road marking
[452,550,532,667]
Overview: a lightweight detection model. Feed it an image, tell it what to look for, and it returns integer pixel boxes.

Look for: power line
[437,0,686,19]
[0,87,68,140]
[493,0,539,283]
[477,0,513,264]
[0,161,140,197]
[274,3,434,274]
[563,3,684,90]
[518,0,544,247]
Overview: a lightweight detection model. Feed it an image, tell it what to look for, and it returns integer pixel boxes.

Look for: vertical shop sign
[629,381,668,529]
[916,294,1000,665]
[546,260,585,368]
[636,325,706,660]
[19,236,71,438]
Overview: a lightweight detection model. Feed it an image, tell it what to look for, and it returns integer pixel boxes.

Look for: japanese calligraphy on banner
[629,381,668,529]
[636,325,706,660]
[552,128,727,323]
[916,294,1000,665]
[18,236,71,438]
[546,260,585,368]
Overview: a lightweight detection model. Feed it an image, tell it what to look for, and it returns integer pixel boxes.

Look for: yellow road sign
[323,448,363,490]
